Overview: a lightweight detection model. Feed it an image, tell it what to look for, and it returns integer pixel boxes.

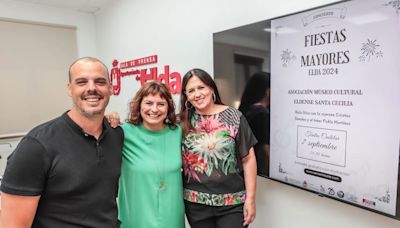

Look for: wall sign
[110,54,182,95]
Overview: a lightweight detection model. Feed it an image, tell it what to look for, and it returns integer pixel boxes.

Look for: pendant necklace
[145,126,167,191]
[155,131,166,191]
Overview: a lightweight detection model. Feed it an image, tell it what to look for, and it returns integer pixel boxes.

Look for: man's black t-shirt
[1,112,123,228]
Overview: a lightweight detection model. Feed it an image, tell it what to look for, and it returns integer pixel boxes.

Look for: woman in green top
[118,81,185,228]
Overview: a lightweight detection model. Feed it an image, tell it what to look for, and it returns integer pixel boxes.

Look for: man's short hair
[68,57,109,82]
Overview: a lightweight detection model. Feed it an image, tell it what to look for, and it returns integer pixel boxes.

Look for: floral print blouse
[182,107,257,206]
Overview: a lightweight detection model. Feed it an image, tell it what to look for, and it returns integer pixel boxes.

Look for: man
[0,57,123,228]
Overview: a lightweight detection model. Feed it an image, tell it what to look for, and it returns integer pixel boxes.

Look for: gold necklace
[158,134,166,190]
[147,127,167,191]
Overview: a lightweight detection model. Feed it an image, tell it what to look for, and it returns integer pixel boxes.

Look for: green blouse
[118,124,185,228]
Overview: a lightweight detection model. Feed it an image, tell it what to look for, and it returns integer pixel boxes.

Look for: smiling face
[140,93,168,131]
[185,76,214,114]
[68,60,112,119]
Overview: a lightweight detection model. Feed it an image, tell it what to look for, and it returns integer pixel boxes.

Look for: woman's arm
[242,147,257,226]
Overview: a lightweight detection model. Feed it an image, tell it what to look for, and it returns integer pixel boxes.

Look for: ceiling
[7,0,114,14]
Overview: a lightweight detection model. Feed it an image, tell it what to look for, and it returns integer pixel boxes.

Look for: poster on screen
[270,0,400,215]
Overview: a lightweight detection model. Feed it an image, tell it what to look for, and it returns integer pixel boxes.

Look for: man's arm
[1,193,40,228]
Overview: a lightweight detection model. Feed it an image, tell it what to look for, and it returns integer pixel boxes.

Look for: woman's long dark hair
[179,68,223,136]
[238,72,270,113]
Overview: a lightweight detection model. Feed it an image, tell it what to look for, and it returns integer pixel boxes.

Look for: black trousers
[185,201,248,228]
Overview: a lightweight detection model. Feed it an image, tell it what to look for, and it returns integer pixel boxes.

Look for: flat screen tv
[213,0,400,220]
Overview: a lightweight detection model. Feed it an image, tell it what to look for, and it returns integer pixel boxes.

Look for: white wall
[0,0,97,57]
[95,0,400,227]
[258,177,400,228]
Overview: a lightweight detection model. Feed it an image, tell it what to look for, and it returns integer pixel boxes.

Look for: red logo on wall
[110,55,182,95]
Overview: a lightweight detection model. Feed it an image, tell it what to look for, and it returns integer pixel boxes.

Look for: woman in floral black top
[180,68,257,228]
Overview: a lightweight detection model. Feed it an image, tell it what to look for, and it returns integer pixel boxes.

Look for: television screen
[213,0,400,219]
